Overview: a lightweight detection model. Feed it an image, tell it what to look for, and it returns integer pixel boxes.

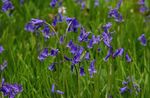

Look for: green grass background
[0,0,150,98]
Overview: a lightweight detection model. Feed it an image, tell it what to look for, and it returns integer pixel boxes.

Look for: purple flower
[64,55,72,61]
[102,32,112,48]
[120,86,128,94]
[139,6,147,13]
[66,18,80,32]
[72,53,81,64]
[49,49,58,56]
[94,0,99,7]
[56,90,64,94]
[108,8,123,22]
[0,60,7,71]
[78,28,90,42]
[113,48,124,58]
[51,84,55,93]
[59,36,64,44]
[0,78,23,98]
[125,53,132,63]
[25,18,45,32]
[103,22,112,33]
[52,16,57,26]
[138,34,147,46]
[87,39,93,49]
[67,40,73,48]
[138,0,145,5]
[48,63,56,71]
[116,0,122,9]
[0,45,4,54]
[103,47,113,61]
[51,84,64,94]
[88,60,97,78]
[50,0,58,7]
[2,0,14,12]
[42,25,51,39]
[38,48,49,61]
[80,66,85,76]
[85,52,90,60]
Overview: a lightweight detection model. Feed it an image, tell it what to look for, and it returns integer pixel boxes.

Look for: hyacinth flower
[138,34,147,46]
[0,78,23,98]
[125,53,132,63]
[78,27,90,42]
[0,45,4,54]
[80,66,85,76]
[1,0,14,12]
[66,17,80,32]
[50,0,58,7]
[38,48,49,61]
[51,84,64,94]
[112,48,124,58]
[88,60,97,78]
[25,18,45,32]
[0,60,7,72]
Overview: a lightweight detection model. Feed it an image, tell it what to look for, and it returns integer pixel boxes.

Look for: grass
[0,0,150,98]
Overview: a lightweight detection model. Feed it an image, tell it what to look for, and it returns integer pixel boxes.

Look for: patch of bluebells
[108,0,123,22]
[0,78,23,98]
[119,77,141,95]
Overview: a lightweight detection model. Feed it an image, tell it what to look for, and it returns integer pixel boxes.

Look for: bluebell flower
[66,18,80,32]
[87,39,93,49]
[42,25,51,39]
[88,60,97,78]
[103,46,113,61]
[2,0,14,12]
[67,40,73,48]
[0,78,23,98]
[48,63,56,71]
[138,0,145,5]
[64,55,72,61]
[139,6,147,13]
[94,0,99,7]
[80,66,85,76]
[59,36,64,44]
[102,32,112,48]
[120,86,128,94]
[85,52,90,60]
[72,53,81,64]
[116,0,122,9]
[50,0,58,7]
[25,19,45,32]
[52,16,57,26]
[0,60,7,71]
[56,90,64,94]
[108,8,123,22]
[103,22,112,33]
[0,45,4,54]
[138,34,147,46]
[49,49,58,56]
[113,48,124,58]
[125,53,132,63]
[38,48,49,61]
[78,28,90,42]
[51,84,55,93]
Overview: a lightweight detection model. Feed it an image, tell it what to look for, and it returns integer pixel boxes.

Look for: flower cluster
[120,77,140,95]
[0,78,23,98]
